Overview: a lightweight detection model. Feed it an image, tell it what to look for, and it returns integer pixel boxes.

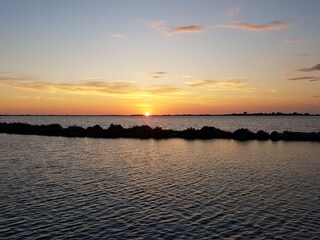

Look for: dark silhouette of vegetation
[0,122,319,141]
[233,128,256,140]
[229,112,318,116]
[256,130,269,140]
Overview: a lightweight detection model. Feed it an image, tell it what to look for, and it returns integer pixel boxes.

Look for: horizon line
[1,112,319,117]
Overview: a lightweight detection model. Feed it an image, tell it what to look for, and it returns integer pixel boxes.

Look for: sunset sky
[0,0,319,115]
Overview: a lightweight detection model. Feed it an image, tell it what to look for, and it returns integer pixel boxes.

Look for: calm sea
[1,115,320,132]
[1,116,320,239]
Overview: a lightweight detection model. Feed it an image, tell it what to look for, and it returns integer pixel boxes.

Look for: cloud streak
[298,63,320,72]
[186,78,253,91]
[138,71,170,79]
[285,38,299,44]
[0,78,138,94]
[168,25,207,34]
[287,76,320,82]
[149,21,207,35]
[149,20,288,35]
[149,72,169,79]
[215,21,289,31]
[0,74,181,96]
[110,33,125,39]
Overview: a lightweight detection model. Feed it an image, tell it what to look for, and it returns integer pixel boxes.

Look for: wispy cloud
[299,54,317,58]
[15,95,63,101]
[287,76,320,82]
[298,63,320,72]
[285,38,299,44]
[138,71,170,79]
[168,25,207,34]
[227,7,241,16]
[186,78,253,91]
[0,73,181,96]
[215,21,289,31]
[149,19,288,35]
[0,78,138,94]
[148,21,167,31]
[149,72,169,79]
[0,73,38,82]
[110,33,125,39]
[149,21,207,35]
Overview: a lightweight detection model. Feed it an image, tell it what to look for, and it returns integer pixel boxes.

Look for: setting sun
[144,112,150,117]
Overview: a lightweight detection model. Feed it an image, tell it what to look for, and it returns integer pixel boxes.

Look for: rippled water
[1,115,320,132]
[1,134,319,239]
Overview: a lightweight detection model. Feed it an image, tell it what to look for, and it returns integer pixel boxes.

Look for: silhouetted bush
[282,131,320,141]
[233,128,255,140]
[107,124,124,137]
[0,122,319,141]
[64,126,86,137]
[87,125,103,137]
[41,124,63,136]
[270,131,280,141]
[199,126,232,139]
[128,125,153,138]
[182,127,198,139]
[152,127,172,139]
[256,130,269,140]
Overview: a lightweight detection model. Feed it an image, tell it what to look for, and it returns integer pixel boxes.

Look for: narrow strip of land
[1,122,319,141]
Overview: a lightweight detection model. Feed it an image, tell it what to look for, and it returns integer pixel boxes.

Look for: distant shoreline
[1,112,319,117]
[1,122,319,142]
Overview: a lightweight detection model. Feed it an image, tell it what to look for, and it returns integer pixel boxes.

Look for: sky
[0,0,320,115]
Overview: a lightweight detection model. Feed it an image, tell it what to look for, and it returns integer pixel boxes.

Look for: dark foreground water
[1,134,319,239]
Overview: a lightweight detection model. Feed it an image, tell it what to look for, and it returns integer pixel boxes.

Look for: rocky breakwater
[0,122,319,141]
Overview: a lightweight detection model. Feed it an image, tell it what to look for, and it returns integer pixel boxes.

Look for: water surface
[1,134,319,239]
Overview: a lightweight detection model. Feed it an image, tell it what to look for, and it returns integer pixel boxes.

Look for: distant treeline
[1,122,320,141]
[229,112,319,116]
[169,112,320,116]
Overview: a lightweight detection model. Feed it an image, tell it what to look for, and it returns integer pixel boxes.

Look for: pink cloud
[149,21,207,35]
[215,21,289,31]
[168,25,207,34]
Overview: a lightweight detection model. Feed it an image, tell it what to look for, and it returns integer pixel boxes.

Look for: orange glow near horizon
[0,91,319,115]
[0,2,319,115]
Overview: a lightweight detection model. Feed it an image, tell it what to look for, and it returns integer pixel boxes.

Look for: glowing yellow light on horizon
[144,112,150,117]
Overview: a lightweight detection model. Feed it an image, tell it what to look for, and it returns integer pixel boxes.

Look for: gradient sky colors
[0,0,319,115]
